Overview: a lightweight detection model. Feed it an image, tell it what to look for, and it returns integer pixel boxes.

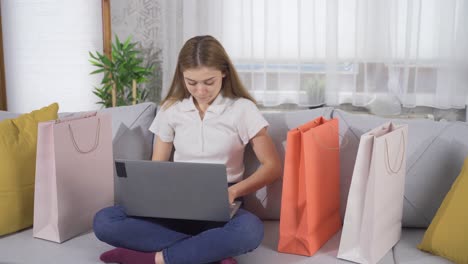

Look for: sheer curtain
[162,0,468,111]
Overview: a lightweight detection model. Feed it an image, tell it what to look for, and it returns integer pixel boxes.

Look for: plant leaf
[90,69,106,75]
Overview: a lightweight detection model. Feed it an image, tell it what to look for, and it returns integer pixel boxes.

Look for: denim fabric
[93,206,264,264]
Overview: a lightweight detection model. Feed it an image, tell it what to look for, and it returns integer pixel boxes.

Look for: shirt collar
[179,96,197,112]
[179,93,230,115]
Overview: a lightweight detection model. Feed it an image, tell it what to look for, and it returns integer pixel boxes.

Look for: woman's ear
[222,68,229,78]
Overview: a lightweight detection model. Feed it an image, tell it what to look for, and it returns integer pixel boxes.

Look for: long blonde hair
[161,35,256,109]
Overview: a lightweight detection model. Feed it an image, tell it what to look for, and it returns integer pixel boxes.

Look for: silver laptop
[114,159,241,222]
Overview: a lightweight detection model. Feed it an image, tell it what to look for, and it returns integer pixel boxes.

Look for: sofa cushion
[243,107,334,220]
[0,221,398,264]
[0,227,113,263]
[418,158,468,264]
[100,102,157,160]
[236,222,395,264]
[333,109,468,228]
[0,103,59,236]
[394,228,454,264]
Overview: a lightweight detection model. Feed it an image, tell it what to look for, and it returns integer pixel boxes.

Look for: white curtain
[162,0,468,112]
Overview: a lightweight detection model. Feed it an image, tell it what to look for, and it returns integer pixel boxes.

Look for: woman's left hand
[228,186,237,204]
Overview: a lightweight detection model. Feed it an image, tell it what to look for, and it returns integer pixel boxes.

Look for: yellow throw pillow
[0,103,59,236]
[418,157,468,263]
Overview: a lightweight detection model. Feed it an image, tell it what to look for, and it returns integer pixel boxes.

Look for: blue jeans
[93,205,264,264]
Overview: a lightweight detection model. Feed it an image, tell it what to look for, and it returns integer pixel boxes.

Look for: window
[163,0,468,110]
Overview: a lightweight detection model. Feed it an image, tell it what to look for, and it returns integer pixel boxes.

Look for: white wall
[1,0,103,113]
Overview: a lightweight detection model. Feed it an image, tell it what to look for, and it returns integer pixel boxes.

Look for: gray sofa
[0,102,461,264]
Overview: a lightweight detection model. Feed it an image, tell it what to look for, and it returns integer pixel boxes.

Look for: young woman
[93,35,282,264]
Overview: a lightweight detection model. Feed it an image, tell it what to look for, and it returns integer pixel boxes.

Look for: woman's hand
[228,186,238,204]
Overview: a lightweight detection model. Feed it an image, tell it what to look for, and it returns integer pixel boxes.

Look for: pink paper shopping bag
[33,113,114,243]
[338,122,408,264]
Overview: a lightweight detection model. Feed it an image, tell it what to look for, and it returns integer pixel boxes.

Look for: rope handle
[384,129,406,174]
[68,118,101,154]
[56,111,97,124]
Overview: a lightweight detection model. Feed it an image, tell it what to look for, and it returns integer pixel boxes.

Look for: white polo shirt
[149,94,268,183]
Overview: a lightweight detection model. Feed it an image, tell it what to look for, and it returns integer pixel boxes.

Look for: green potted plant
[89,35,154,108]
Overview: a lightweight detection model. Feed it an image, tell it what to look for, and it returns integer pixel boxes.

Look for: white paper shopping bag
[338,122,408,264]
[33,112,114,243]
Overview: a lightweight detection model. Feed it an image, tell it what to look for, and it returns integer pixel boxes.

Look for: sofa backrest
[333,109,468,228]
[6,102,463,226]
[242,107,334,220]
[1,103,157,163]
[58,102,158,161]
[99,102,157,160]
[0,111,20,121]
[98,103,334,221]
[240,106,468,225]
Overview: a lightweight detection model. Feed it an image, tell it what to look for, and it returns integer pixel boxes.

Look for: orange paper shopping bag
[278,116,341,256]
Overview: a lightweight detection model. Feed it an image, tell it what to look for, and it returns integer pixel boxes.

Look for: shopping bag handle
[68,118,101,154]
[56,111,98,123]
[384,130,406,174]
[303,120,348,150]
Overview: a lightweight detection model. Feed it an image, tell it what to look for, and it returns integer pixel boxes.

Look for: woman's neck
[194,102,209,120]
[195,102,209,113]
